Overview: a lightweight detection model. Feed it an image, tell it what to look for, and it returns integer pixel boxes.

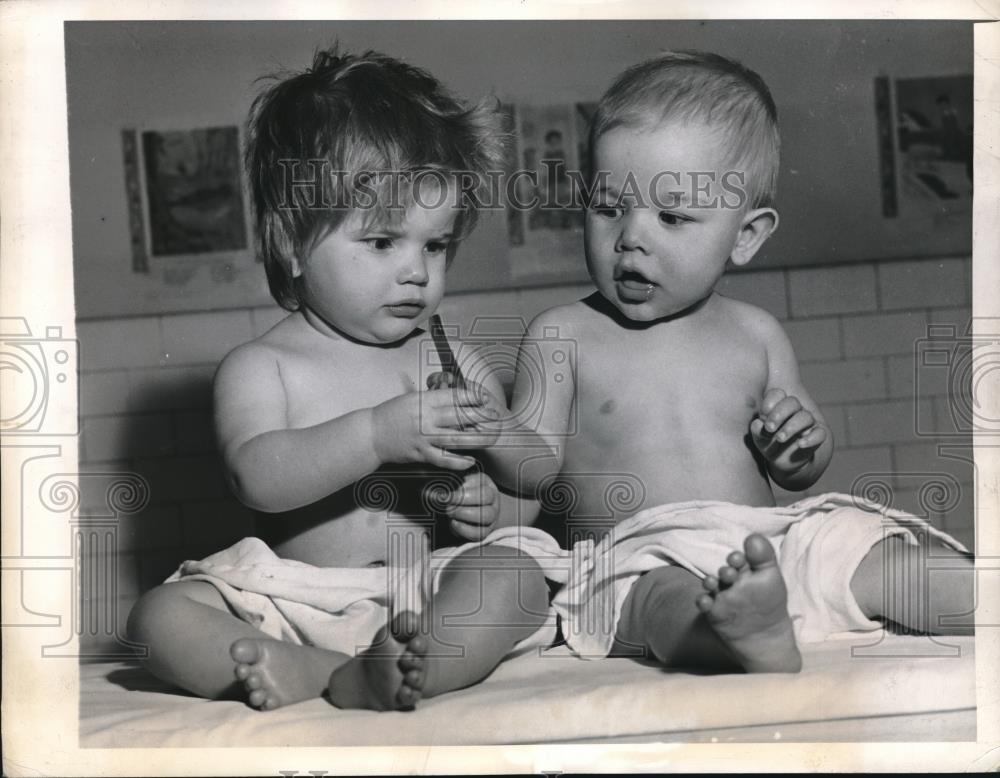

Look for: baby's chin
[333,318,430,347]
[604,292,700,325]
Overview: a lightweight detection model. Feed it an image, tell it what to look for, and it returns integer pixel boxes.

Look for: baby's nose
[398,253,429,284]
[615,212,646,253]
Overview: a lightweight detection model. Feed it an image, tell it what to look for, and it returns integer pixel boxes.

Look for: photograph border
[1,2,998,775]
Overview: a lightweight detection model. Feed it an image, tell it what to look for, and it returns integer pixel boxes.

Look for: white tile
[717,268,789,319]
[800,359,886,404]
[893,441,975,485]
[842,311,928,357]
[117,506,183,552]
[811,446,894,495]
[782,317,841,361]
[161,310,253,366]
[81,414,173,462]
[788,265,877,318]
[128,365,215,411]
[77,317,163,370]
[844,399,933,446]
[878,257,969,311]
[174,411,216,454]
[79,370,131,416]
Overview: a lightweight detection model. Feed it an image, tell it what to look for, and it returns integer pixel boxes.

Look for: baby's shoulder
[715,294,787,345]
[215,312,300,382]
[525,294,602,339]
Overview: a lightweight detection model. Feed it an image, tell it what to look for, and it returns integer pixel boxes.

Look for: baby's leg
[851,534,974,635]
[612,565,743,671]
[327,544,549,711]
[127,581,350,709]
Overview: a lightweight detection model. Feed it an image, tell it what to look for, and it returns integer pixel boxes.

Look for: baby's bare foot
[695,534,802,673]
[230,638,349,710]
[326,611,430,711]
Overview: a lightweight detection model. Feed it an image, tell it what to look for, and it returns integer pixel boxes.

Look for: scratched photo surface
[2,10,998,776]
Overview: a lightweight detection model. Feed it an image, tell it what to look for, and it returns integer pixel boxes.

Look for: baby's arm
[478,309,577,498]
[215,343,492,512]
[750,312,834,491]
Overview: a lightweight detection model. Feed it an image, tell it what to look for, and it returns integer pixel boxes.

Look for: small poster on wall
[122,125,248,272]
[505,102,597,284]
[877,74,973,224]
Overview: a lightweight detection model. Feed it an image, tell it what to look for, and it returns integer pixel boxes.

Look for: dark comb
[429,314,465,388]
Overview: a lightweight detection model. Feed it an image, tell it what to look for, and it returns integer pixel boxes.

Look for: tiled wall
[77,255,974,653]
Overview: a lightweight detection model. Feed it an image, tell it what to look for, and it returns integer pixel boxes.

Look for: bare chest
[575,328,768,449]
[280,342,427,428]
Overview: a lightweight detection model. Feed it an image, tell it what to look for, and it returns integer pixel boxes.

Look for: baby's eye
[658,212,688,227]
[365,237,394,251]
[425,241,450,255]
[591,205,623,219]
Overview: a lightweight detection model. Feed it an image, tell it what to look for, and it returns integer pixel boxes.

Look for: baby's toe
[396,683,421,709]
[702,574,720,593]
[403,668,424,691]
[743,533,778,569]
[230,637,262,664]
[407,635,428,656]
[391,611,421,642]
[234,663,251,681]
[399,652,425,672]
[718,564,739,586]
[725,550,747,570]
[243,672,263,691]
[248,688,268,708]
[695,593,715,613]
[261,695,280,711]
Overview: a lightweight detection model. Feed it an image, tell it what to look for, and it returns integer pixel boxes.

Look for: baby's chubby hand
[426,372,509,431]
[371,383,505,471]
[434,469,501,541]
[750,388,828,476]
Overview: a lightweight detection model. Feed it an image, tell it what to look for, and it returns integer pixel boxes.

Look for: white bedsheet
[80,633,976,747]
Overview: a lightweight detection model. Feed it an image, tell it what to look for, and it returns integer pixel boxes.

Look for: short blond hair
[591,50,780,209]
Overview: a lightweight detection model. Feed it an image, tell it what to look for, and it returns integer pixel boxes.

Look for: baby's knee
[446,548,549,619]
[127,584,173,643]
[126,581,213,643]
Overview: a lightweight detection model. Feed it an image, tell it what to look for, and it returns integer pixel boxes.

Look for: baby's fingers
[749,417,769,448]
[793,424,828,451]
[430,403,499,431]
[772,409,815,444]
[429,427,501,450]
[425,446,478,471]
[760,395,802,433]
[760,388,787,416]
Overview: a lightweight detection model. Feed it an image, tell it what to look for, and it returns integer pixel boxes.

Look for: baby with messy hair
[128,47,557,712]
[483,51,973,673]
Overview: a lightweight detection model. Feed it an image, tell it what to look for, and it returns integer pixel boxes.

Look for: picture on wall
[505,102,597,283]
[124,125,248,266]
[883,75,973,222]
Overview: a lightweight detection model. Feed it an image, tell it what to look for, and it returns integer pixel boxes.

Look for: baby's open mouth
[615,270,655,290]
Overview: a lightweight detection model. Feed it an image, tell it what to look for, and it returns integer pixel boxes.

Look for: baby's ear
[730,208,779,267]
